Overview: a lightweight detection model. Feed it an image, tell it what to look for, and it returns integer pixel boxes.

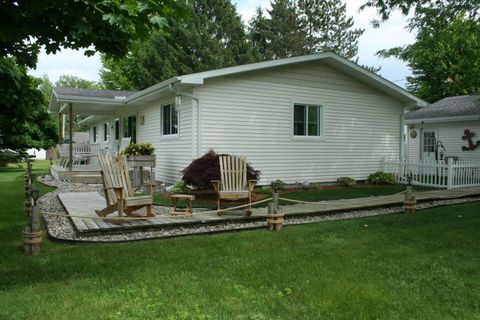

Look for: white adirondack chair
[211,155,257,216]
[95,153,155,219]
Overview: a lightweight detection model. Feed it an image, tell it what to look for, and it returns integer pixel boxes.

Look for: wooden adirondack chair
[95,154,154,218]
[211,155,257,216]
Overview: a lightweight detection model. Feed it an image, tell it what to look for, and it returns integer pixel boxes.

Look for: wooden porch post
[58,113,64,142]
[68,103,73,171]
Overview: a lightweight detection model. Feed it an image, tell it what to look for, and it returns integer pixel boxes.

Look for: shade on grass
[0,161,479,319]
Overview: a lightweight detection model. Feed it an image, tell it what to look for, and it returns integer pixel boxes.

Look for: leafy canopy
[0,0,182,150]
[0,59,57,150]
[248,0,364,60]
[363,0,480,102]
[101,0,254,90]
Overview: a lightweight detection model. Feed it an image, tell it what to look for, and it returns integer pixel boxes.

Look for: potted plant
[119,142,156,167]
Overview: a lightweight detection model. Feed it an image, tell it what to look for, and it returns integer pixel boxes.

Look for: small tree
[182,150,261,189]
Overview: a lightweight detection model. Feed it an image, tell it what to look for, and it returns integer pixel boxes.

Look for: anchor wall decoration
[461,129,480,151]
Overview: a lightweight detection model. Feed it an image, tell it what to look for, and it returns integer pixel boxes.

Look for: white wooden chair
[211,155,257,216]
[95,154,155,219]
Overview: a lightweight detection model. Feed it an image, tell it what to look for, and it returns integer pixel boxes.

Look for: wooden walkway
[58,187,480,235]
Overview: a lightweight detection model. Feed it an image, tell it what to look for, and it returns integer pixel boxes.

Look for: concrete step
[71,174,103,184]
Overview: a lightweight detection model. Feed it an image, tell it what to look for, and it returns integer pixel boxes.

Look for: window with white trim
[162,103,178,135]
[293,104,323,136]
[93,126,97,143]
[103,123,109,141]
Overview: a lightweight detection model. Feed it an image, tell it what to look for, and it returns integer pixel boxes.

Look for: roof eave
[178,52,428,108]
[405,114,480,124]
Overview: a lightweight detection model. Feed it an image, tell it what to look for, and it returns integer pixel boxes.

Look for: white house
[405,94,480,163]
[49,52,427,185]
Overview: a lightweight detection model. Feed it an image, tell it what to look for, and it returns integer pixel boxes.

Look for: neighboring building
[405,94,480,162]
[49,52,427,184]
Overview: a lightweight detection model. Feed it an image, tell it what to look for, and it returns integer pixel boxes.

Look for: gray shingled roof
[54,87,134,99]
[405,94,480,120]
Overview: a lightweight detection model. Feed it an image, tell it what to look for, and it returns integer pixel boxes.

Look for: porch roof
[49,87,135,115]
[405,94,480,124]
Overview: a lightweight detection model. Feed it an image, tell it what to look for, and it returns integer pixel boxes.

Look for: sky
[29,0,415,88]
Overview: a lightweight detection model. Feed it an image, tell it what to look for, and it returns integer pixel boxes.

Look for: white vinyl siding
[136,95,193,183]
[407,121,480,162]
[193,60,405,184]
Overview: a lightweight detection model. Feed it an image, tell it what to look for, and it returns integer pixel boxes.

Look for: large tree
[248,0,364,60]
[0,61,57,151]
[362,0,480,102]
[101,0,254,90]
[0,0,181,151]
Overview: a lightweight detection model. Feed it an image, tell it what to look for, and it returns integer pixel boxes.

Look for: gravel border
[37,174,480,243]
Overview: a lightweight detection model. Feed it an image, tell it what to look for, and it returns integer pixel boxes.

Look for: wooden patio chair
[95,153,155,218]
[211,155,257,216]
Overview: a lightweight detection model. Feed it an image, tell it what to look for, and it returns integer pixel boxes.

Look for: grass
[153,184,433,208]
[1,161,480,319]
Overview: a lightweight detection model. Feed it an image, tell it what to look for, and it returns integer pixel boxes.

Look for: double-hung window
[123,115,137,143]
[162,103,178,135]
[293,103,323,136]
[103,123,109,142]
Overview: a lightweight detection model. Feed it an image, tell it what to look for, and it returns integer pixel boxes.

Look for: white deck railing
[385,159,480,189]
[58,143,105,157]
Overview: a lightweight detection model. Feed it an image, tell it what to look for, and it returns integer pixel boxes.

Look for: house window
[162,103,178,135]
[423,131,435,152]
[93,126,97,143]
[103,123,109,141]
[114,119,120,140]
[123,115,137,143]
[293,104,322,136]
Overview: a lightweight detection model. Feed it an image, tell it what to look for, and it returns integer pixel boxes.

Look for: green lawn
[1,161,480,319]
[153,184,432,208]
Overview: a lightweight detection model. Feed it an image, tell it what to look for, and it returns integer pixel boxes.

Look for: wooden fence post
[23,159,42,255]
[266,192,284,231]
[403,185,416,214]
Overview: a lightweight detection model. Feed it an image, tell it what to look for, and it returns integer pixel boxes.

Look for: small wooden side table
[170,194,195,215]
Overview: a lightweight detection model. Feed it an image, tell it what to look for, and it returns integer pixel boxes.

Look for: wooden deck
[58,187,480,235]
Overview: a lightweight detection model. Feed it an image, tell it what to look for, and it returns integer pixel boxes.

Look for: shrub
[167,181,190,194]
[119,143,155,157]
[368,172,394,185]
[255,187,273,195]
[271,179,287,190]
[337,177,355,187]
[182,149,261,189]
[312,182,322,190]
[0,149,27,167]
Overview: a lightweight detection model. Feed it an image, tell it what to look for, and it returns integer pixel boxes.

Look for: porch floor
[56,187,480,236]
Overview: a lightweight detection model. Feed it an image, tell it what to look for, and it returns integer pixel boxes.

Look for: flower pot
[126,155,156,168]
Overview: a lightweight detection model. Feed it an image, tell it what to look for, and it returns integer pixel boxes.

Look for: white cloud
[29,1,416,88]
[29,48,102,83]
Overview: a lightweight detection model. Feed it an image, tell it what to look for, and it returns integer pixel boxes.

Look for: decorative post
[447,157,454,189]
[403,173,416,214]
[267,192,284,231]
[23,159,42,255]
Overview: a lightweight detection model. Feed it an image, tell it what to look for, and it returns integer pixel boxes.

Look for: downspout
[399,110,406,179]
[168,83,202,158]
